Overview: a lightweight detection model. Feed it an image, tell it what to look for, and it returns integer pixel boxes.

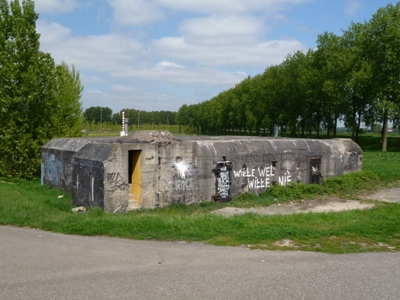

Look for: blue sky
[34,0,393,114]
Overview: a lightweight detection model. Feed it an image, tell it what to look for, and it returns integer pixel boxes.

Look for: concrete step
[127,193,142,211]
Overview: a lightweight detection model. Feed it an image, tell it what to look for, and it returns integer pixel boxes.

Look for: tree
[51,62,84,136]
[365,2,400,151]
[0,0,83,178]
[84,106,112,124]
[316,32,346,138]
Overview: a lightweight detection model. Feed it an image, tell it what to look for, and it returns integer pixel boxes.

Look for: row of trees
[83,106,177,126]
[0,0,83,178]
[1,1,398,179]
[175,2,400,151]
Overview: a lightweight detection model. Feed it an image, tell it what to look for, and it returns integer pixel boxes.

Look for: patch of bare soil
[212,185,400,218]
[359,187,400,203]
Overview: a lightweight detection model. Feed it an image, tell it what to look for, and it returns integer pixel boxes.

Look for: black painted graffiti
[107,172,129,191]
[212,161,232,202]
[217,168,230,199]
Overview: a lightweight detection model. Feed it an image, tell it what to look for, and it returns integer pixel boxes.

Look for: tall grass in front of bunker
[1,177,400,253]
[228,170,379,208]
[43,203,400,253]
[0,179,73,227]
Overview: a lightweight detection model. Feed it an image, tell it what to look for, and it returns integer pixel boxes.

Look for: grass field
[1,133,399,253]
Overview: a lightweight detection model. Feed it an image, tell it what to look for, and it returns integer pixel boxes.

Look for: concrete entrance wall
[41,131,362,212]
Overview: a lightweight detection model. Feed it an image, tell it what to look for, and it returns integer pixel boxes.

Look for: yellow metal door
[130,151,142,205]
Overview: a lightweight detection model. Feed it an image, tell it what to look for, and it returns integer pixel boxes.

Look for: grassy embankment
[1,134,399,253]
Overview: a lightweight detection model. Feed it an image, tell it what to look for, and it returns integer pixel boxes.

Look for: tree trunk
[301,119,305,138]
[355,112,362,143]
[351,97,357,141]
[326,110,331,138]
[381,109,389,152]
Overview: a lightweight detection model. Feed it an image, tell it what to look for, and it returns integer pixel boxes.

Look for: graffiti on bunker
[173,158,197,191]
[43,153,63,185]
[107,172,129,192]
[233,164,292,190]
[212,161,232,201]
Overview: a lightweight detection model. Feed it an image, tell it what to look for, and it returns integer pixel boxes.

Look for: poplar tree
[0,0,83,178]
[366,2,400,151]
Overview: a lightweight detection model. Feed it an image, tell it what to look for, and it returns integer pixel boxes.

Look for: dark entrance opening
[310,156,322,184]
[128,150,142,205]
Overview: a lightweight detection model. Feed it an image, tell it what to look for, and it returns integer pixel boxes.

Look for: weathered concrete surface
[42,131,363,212]
[1,225,399,300]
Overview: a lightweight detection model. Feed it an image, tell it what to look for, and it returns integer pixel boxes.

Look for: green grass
[1,171,399,254]
[362,152,400,182]
[1,133,399,254]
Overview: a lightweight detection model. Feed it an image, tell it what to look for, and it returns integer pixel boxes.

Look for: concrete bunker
[41,131,362,212]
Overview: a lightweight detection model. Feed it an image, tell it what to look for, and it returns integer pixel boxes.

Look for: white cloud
[103,0,308,71]
[155,61,186,69]
[38,20,143,71]
[156,0,312,15]
[36,0,316,112]
[112,85,134,92]
[80,74,105,84]
[180,15,264,46]
[37,21,72,45]
[345,0,363,17]
[153,36,306,68]
[111,63,247,87]
[34,0,80,14]
[86,90,107,96]
[108,0,164,26]
[108,0,314,26]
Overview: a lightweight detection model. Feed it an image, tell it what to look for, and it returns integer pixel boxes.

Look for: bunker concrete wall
[41,132,362,212]
[149,138,362,209]
[41,138,91,193]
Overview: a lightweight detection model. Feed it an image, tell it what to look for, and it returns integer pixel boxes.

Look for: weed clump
[258,170,378,200]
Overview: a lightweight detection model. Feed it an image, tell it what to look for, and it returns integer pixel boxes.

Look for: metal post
[122,111,125,132]
[120,111,126,136]
[124,118,129,136]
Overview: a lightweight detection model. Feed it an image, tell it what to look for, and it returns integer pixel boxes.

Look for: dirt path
[212,186,400,217]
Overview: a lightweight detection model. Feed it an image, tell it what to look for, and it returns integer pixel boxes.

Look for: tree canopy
[176,2,400,151]
[0,0,83,178]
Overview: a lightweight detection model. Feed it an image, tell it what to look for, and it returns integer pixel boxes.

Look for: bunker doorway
[310,156,322,184]
[129,150,142,205]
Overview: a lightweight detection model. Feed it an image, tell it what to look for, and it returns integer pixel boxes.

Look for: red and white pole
[122,111,125,133]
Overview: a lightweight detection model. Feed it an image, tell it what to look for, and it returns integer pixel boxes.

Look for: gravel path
[213,186,400,217]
